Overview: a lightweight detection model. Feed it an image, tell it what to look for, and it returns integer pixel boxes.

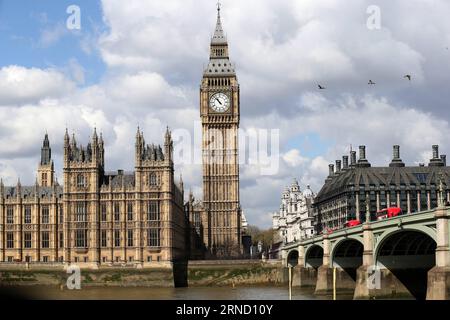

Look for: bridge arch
[374,226,436,257]
[331,238,364,281]
[286,249,299,268]
[305,245,323,269]
[374,229,437,300]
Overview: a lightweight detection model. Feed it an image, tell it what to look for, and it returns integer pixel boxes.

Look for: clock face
[209,92,230,113]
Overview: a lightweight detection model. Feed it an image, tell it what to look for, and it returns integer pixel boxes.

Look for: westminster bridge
[280,206,450,300]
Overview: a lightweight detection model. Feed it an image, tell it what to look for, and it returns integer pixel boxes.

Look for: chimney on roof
[357,145,371,167]
[350,151,357,167]
[429,145,445,167]
[389,145,405,167]
[433,145,439,159]
[335,160,342,174]
[325,164,335,183]
[329,164,335,176]
[441,155,447,166]
[343,156,349,170]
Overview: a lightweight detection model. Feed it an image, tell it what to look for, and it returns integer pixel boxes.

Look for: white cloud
[2,0,450,229]
[0,66,75,105]
[39,23,67,47]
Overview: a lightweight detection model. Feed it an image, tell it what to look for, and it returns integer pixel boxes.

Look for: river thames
[2,286,357,300]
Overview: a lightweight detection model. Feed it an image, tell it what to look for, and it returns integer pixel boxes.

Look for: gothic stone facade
[314,144,450,233]
[0,129,186,266]
[193,6,242,258]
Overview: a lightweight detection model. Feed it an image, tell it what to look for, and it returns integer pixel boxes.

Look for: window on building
[75,230,87,248]
[42,206,50,224]
[76,203,86,222]
[59,232,64,248]
[127,203,133,221]
[114,203,120,221]
[24,206,32,224]
[24,232,32,248]
[101,203,107,221]
[43,256,49,263]
[6,232,14,248]
[127,230,134,247]
[77,174,86,188]
[25,256,31,263]
[147,228,160,247]
[147,256,152,262]
[7,256,13,262]
[149,173,157,186]
[114,230,120,247]
[42,172,48,187]
[6,206,14,224]
[59,207,64,223]
[147,201,160,221]
[101,230,107,247]
[41,231,50,248]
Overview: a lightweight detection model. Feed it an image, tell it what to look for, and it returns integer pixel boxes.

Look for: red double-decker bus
[344,219,362,228]
[376,207,403,221]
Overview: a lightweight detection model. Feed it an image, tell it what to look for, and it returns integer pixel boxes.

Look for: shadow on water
[173,261,188,288]
[0,287,33,300]
[389,269,430,300]
[343,267,357,281]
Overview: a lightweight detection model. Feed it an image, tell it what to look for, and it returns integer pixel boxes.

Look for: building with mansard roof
[314,144,450,233]
[0,128,186,267]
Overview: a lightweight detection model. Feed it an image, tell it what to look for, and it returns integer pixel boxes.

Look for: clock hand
[215,98,223,105]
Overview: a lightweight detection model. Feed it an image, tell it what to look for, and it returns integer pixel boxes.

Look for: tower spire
[41,133,52,165]
[212,1,226,44]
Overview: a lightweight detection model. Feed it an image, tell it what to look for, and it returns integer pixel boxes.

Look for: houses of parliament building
[0,4,243,265]
[0,129,186,266]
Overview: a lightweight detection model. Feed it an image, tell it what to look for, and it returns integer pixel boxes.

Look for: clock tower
[200,3,241,257]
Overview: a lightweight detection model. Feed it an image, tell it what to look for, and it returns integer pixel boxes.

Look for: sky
[1,0,450,228]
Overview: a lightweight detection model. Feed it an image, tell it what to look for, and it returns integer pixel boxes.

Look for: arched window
[149,173,157,187]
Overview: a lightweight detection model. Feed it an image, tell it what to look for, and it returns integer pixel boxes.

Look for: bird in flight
[404,75,412,81]
[318,84,326,90]
[368,80,376,85]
